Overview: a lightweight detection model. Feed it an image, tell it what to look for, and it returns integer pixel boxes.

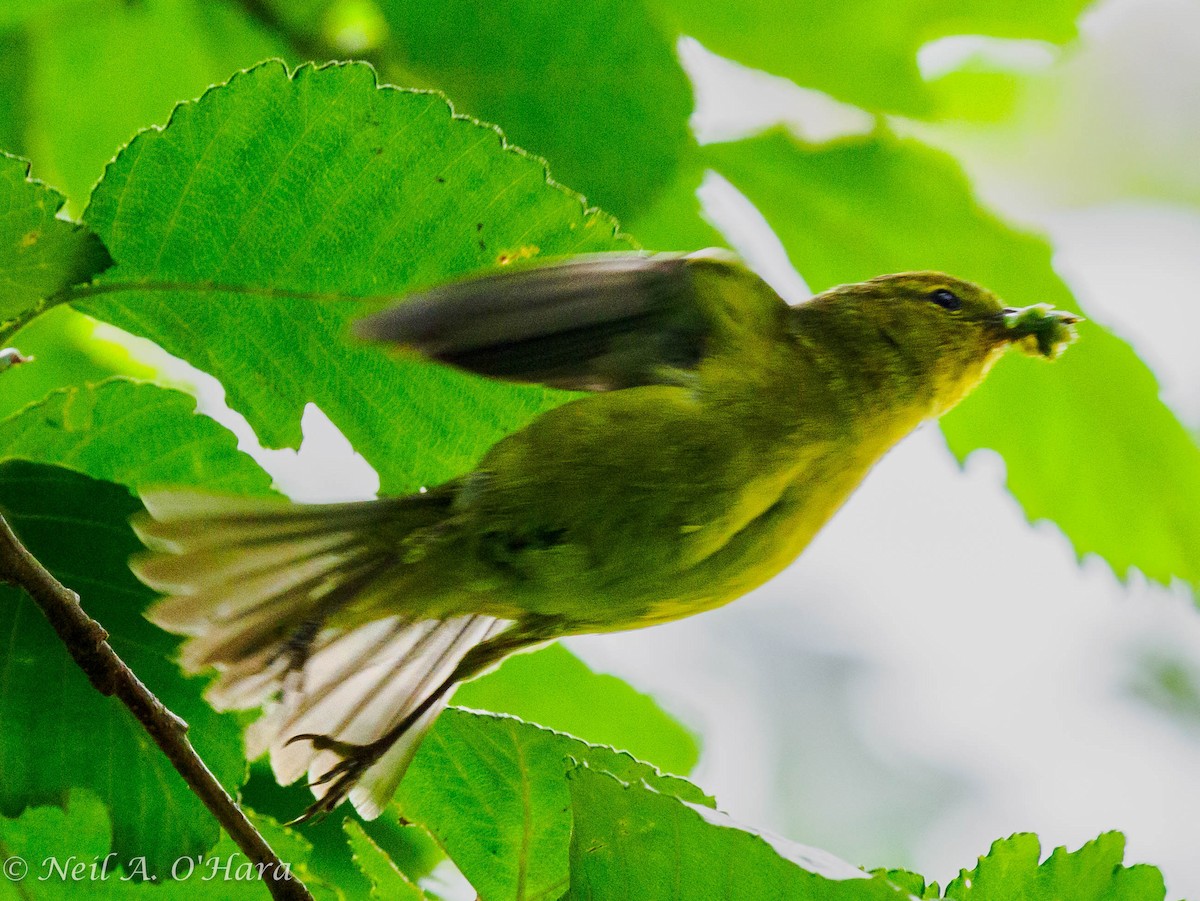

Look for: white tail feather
[252,614,504,819]
[131,488,507,819]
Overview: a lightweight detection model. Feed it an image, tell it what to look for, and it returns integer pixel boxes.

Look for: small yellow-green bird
[130,249,1078,821]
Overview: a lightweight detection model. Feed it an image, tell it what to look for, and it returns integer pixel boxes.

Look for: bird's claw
[285,731,365,756]
[282,731,384,825]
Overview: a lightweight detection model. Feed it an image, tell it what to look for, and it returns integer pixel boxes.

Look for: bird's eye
[929,289,962,311]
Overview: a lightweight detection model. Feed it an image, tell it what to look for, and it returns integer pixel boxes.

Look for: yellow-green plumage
[130,249,1078,821]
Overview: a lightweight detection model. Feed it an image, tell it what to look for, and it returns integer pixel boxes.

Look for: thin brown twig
[0,513,314,901]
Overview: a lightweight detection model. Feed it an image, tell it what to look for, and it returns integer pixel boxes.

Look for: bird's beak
[993,304,1082,359]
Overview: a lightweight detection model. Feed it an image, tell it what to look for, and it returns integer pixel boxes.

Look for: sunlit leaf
[398,708,711,901]
[871,834,1166,901]
[456,642,700,776]
[942,832,1164,901]
[565,764,909,901]
[80,60,626,495]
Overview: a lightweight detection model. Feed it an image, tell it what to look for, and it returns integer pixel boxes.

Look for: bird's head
[802,271,1080,418]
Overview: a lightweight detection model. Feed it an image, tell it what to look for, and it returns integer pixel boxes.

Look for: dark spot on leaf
[478,240,486,250]
[436,176,446,183]
[476,222,483,231]
[371,147,383,156]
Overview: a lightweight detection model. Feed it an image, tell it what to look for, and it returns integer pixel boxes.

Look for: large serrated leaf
[80,60,627,495]
[942,832,1164,901]
[0,463,244,879]
[564,764,910,901]
[397,708,711,901]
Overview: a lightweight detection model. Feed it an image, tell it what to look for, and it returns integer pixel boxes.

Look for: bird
[129,248,1079,822]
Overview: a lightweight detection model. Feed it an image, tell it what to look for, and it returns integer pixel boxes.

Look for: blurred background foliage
[1,0,1198,897]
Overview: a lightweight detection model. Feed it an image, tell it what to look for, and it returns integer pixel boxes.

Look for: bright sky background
[110,0,1200,893]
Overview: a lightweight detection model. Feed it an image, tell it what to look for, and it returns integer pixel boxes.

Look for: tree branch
[0,512,314,901]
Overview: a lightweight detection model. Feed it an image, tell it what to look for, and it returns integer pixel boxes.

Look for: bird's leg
[286,617,557,822]
[287,683,449,823]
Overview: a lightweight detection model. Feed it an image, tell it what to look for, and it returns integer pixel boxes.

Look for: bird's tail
[131,489,508,820]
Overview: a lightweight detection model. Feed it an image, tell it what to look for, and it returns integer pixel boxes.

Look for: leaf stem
[59,278,376,305]
[0,307,44,348]
[2,277,382,346]
[0,512,314,901]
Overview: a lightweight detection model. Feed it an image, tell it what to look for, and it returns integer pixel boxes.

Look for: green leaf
[622,159,728,253]
[344,819,428,900]
[455,643,700,776]
[0,30,30,157]
[0,379,273,494]
[244,810,343,901]
[0,153,110,335]
[647,0,1093,117]
[942,832,1164,901]
[397,708,711,901]
[564,764,909,901]
[0,0,81,30]
[80,60,627,495]
[697,129,1200,592]
[0,789,338,898]
[0,308,156,422]
[0,463,245,878]
[873,870,938,899]
[19,0,286,209]
[241,758,447,899]
[371,0,694,221]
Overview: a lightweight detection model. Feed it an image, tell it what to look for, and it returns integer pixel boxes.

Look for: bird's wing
[354,248,789,391]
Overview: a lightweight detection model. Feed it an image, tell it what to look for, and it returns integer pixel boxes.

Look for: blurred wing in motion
[355,248,785,391]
